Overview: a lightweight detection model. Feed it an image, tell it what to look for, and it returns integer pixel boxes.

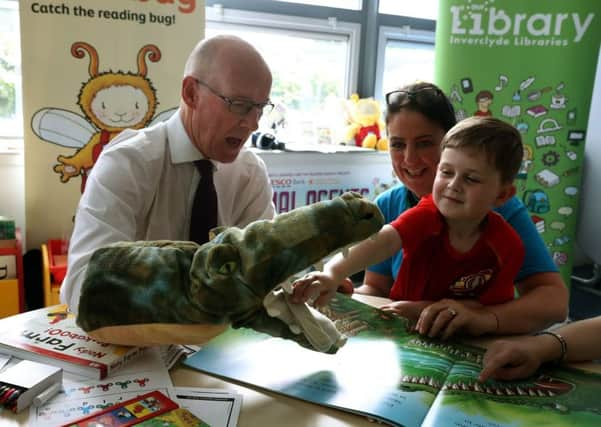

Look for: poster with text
[259,152,396,214]
[20,0,204,249]
[435,0,601,284]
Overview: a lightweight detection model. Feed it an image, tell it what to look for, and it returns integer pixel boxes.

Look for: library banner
[19,0,204,249]
[435,0,601,284]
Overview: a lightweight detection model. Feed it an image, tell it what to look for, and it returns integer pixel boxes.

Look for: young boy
[292,116,525,314]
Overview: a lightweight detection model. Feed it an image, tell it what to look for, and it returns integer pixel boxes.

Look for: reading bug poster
[19,0,204,250]
[434,0,601,284]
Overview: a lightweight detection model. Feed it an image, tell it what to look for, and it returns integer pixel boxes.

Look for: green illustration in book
[434,0,601,285]
[185,294,601,427]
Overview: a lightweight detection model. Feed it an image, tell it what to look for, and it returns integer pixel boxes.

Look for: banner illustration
[435,0,601,284]
[20,0,204,249]
[32,42,175,193]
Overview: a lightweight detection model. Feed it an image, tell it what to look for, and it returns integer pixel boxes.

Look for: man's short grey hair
[183,35,260,79]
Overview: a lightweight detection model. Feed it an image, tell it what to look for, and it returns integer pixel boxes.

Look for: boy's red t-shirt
[389,195,524,304]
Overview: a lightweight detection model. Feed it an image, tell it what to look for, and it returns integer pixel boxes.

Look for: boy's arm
[293,225,401,306]
[327,225,401,283]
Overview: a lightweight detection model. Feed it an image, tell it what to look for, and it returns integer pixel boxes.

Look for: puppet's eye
[198,244,240,279]
[218,261,237,275]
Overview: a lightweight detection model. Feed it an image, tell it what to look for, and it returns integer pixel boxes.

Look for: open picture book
[185,294,601,427]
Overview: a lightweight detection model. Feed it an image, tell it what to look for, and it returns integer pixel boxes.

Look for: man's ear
[493,183,516,207]
[181,76,198,108]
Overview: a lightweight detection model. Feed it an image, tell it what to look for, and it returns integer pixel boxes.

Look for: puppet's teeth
[313,261,324,271]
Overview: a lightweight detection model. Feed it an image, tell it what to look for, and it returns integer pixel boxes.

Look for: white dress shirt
[60,110,275,313]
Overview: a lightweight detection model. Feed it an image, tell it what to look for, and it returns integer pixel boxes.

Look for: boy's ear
[493,183,516,207]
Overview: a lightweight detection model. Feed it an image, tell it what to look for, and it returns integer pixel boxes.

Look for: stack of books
[0,304,144,380]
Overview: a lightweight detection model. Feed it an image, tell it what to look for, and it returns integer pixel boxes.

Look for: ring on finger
[447,307,458,317]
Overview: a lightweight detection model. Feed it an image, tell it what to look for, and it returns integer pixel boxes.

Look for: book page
[422,360,601,427]
[185,294,601,426]
[174,387,242,427]
[158,344,199,370]
[28,347,175,426]
[184,294,458,427]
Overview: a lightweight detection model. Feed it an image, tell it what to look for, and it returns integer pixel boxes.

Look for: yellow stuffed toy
[344,94,388,151]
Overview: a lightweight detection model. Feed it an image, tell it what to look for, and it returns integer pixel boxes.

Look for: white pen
[33,382,62,407]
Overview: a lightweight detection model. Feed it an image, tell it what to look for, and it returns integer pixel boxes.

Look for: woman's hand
[379,300,432,322]
[415,299,498,340]
[479,338,545,382]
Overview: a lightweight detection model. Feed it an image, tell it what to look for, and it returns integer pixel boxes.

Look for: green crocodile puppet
[76,192,384,354]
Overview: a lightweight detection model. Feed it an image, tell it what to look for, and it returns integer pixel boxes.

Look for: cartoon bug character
[32,42,175,193]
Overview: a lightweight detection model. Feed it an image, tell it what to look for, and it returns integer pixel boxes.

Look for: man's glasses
[385,86,447,110]
[194,78,274,116]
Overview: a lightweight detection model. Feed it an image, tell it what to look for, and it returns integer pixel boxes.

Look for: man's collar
[167,109,208,164]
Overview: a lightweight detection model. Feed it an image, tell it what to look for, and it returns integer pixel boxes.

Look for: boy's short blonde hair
[441,117,523,184]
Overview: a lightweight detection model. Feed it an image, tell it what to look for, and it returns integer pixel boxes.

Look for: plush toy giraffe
[76,192,384,354]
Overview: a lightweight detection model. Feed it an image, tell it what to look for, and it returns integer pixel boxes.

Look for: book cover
[526,104,548,118]
[184,294,601,427]
[0,304,144,380]
[62,390,180,427]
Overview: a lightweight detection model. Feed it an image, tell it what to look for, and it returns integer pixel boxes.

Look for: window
[375,27,435,101]
[206,6,359,144]
[275,0,361,10]
[0,0,22,139]
[378,0,438,20]
[2,0,438,146]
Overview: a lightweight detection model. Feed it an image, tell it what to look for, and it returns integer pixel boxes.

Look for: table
[2,295,601,426]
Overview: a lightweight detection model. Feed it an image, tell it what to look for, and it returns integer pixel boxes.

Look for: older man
[61,35,276,314]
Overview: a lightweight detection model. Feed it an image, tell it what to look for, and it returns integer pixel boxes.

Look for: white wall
[574,46,601,266]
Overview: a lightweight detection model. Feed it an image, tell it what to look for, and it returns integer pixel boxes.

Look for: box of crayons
[0,360,63,413]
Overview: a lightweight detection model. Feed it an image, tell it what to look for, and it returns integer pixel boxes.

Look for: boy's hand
[291,272,342,307]
[380,300,432,322]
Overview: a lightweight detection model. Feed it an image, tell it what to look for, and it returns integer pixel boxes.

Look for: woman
[356,81,568,339]
[480,316,601,381]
